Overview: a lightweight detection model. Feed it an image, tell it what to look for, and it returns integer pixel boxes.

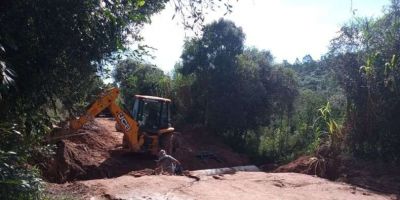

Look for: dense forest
[1,0,400,199]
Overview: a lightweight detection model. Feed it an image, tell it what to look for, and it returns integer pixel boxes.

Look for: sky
[140,0,390,73]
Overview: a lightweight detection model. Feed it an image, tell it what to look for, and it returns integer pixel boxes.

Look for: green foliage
[0,0,168,118]
[314,102,343,154]
[253,52,346,163]
[0,123,45,200]
[113,59,172,110]
[170,0,235,31]
[0,0,234,197]
[257,120,293,162]
[178,19,246,125]
[329,0,400,161]
[173,19,344,164]
[292,90,327,153]
[177,19,299,158]
[171,65,196,124]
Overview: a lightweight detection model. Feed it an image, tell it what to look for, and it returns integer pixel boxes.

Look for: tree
[113,59,172,110]
[178,19,299,152]
[329,0,400,161]
[179,19,245,125]
[0,1,234,198]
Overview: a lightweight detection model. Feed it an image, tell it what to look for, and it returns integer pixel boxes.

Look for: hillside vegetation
[1,0,400,199]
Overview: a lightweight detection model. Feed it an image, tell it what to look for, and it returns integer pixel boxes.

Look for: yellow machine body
[70,87,174,155]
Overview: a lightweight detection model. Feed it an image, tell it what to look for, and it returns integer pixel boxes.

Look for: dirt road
[43,118,398,199]
[46,171,394,200]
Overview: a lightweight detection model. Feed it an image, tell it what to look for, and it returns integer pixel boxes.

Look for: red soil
[42,118,249,183]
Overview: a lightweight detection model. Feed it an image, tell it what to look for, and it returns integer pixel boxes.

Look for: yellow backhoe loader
[69,87,176,155]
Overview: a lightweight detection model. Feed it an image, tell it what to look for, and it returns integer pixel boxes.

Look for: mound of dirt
[337,156,400,195]
[173,126,250,170]
[274,155,340,180]
[274,155,400,195]
[43,118,249,183]
[44,119,120,182]
[274,156,314,174]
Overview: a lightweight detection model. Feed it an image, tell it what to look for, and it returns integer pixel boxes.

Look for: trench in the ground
[42,118,251,183]
[42,121,159,183]
[46,146,247,183]
[69,151,159,180]
[44,141,164,183]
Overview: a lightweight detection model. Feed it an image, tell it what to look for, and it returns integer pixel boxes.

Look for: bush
[0,123,44,200]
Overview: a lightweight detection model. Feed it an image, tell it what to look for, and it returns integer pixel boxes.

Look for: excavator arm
[70,87,144,151]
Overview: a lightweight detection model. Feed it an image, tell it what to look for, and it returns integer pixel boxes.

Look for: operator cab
[132,95,173,134]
